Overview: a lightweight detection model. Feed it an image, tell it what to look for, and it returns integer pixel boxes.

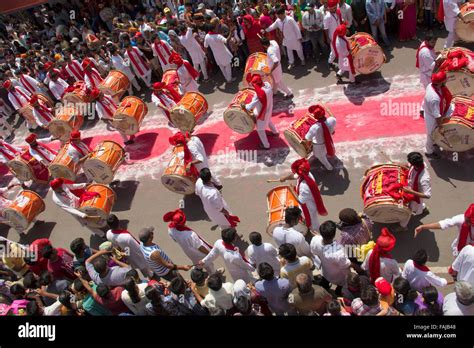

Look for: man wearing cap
[244,74,278,149]
[260,37,293,98]
[362,227,401,283]
[47,69,69,101]
[302,2,328,63]
[50,178,104,237]
[204,18,235,83]
[109,45,140,94]
[422,71,452,159]
[124,43,152,88]
[324,0,342,67]
[82,58,103,90]
[334,24,356,84]
[25,133,57,167]
[152,35,176,72]
[28,95,54,129]
[164,209,215,273]
[178,25,209,81]
[65,131,91,165]
[265,7,305,70]
[151,82,180,122]
[415,204,474,257]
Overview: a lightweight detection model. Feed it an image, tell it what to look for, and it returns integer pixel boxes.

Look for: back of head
[41,245,54,259]
[407,151,424,167]
[284,206,301,225]
[221,227,237,244]
[361,285,379,307]
[107,214,120,229]
[58,290,72,308]
[346,272,361,291]
[234,296,251,315]
[126,269,139,280]
[276,7,285,15]
[260,36,270,47]
[249,231,262,246]
[139,227,154,244]
[338,208,361,226]
[190,268,208,284]
[199,168,212,183]
[257,262,275,281]
[22,272,38,289]
[413,249,428,265]
[96,284,110,298]
[92,256,108,274]
[26,300,40,316]
[279,243,297,262]
[393,276,411,296]
[169,276,186,295]
[319,220,337,241]
[207,273,223,291]
[455,281,474,304]
[10,283,26,297]
[69,237,85,255]
[327,299,342,316]
[295,273,313,294]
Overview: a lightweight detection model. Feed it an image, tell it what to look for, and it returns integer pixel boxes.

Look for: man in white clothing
[324,0,342,66]
[82,58,103,90]
[4,80,32,128]
[168,52,199,93]
[443,281,474,315]
[163,209,215,273]
[244,74,279,149]
[109,45,141,94]
[18,68,43,95]
[204,18,234,83]
[65,131,91,167]
[62,52,84,83]
[0,138,21,164]
[0,101,14,139]
[195,168,238,229]
[334,24,356,84]
[178,25,208,81]
[48,70,69,101]
[443,0,468,48]
[402,249,448,292]
[416,33,437,89]
[25,133,56,166]
[151,36,176,72]
[151,82,180,122]
[247,231,281,274]
[124,43,152,87]
[199,227,255,283]
[265,7,305,69]
[451,245,474,286]
[261,37,293,98]
[28,95,54,129]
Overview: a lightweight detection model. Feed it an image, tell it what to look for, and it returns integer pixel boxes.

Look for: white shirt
[266,16,302,50]
[443,0,461,32]
[305,117,337,144]
[204,33,233,66]
[323,11,341,47]
[65,60,84,82]
[439,213,473,256]
[66,142,90,163]
[106,229,149,273]
[310,235,351,286]
[51,184,88,218]
[246,81,274,130]
[7,86,30,110]
[180,28,206,64]
[176,64,198,93]
[361,249,401,283]
[48,78,69,100]
[272,225,312,258]
[195,178,231,228]
[335,36,352,72]
[152,40,175,71]
[443,292,474,315]
[417,44,436,87]
[402,259,448,292]
[151,91,176,112]
[187,135,208,171]
[452,245,474,286]
[29,144,56,165]
[111,54,135,81]
[19,74,42,95]
[83,67,103,89]
[32,104,54,128]
[247,243,281,273]
[200,282,234,311]
[95,95,117,120]
[302,10,324,31]
[423,83,444,133]
[168,226,212,265]
[339,3,353,26]
[124,47,150,77]
[267,40,283,83]
[121,282,149,315]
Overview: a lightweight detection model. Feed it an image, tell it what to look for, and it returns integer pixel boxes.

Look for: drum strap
[0,143,18,160]
[34,101,54,123]
[99,96,117,118]
[68,61,84,81]
[84,68,102,89]
[128,48,148,76]
[20,75,35,95]
[153,41,171,66]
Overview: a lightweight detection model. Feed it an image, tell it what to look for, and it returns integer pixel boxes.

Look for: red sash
[99,95,117,118]
[179,61,200,80]
[295,174,328,222]
[413,261,430,272]
[408,165,424,204]
[222,241,251,265]
[69,142,90,157]
[332,34,355,74]
[128,48,148,76]
[154,41,171,65]
[0,143,19,160]
[318,117,336,156]
[68,61,84,81]
[253,84,267,121]
[415,42,433,68]
[457,205,474,252]
[432,85,452,116]
[436,0,444,22]
[84,68,102,88]
[336,8,343,24]
[35,102,53,123]
[31,143,57,162]
[368,245,393,283]
[20,75,35,94]
[10,87,30,108]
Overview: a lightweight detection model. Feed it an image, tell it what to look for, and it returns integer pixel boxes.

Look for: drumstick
[266,179,281,183]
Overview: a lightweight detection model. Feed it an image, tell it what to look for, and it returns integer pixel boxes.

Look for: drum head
[8,159,33,182]
[161,174,196,195]
[170,107,196,132]
[48,163,77,181]
[83,158,116,184]
[284,130,310,158]
[446,71,474,97]
[455,14,474,43]
[223,107,255,134]
[78,206,108,228]
[111,114,139,135]
[432,123,474,152]
[353,45,385,75]
[62,93,83,104]
[3,208,29,231]
[48,120,72,141]
[364,203,412,224]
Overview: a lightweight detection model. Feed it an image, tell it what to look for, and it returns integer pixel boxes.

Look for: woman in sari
[398,0,417,41]
[242,14,265,54]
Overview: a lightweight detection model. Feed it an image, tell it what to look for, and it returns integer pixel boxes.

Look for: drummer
[28,95,54,129]
[442,0,469,49]
[0,185,16,225]
[151,82,181,123]
[168,52,199,93]
[333,24,356,84]
[124,43,152,88]
[279,158,328,233]
[109,45,141,95]
[90,88,135,146]
[82,57,104,90]
[4,80,35,129]
[260,37,293,99]
[50,178,104,237]
[65,131,92,166]
[47,70,69,102]
[0,137,22,164]
[416,32,437,117]
[304,104,337,171]
[243,75,279,150]
[25,133,57,167]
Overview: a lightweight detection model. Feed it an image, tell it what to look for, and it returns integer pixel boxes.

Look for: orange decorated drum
[266,186,307,236]
[83,141,125,184]
[432,96,474,152]
[243,52,274,88]
[170,92,208,132]
[99,70,130,102]
[62,81,94,104]
[161,145,197,195]
[48,145,81,181]
[455,3,474,43]
[111,96,148,135]
[49,106,84,142]
[8,151,49,183]
[78,184,116,228]
[360,163,411,224]
[437,47,474,97]
[19,93,53,128]
[162,68,183,96]
[223,88,257,134]
[3,190,45,231]
[349,33,386,74]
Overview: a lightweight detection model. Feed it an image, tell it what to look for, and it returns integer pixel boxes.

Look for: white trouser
[304,200,321,232]
[328,47,336,64]
[444,30,457,49]
[400,200,426,227]
[312,143,333,170]
[219,63,233,82]
[257,119,278,148]
[74,215,105,237]
[194,59,208,80]
[424,116,437,154]
[420,74,431,111]
[273,78,292,96]
[286,44,305,65]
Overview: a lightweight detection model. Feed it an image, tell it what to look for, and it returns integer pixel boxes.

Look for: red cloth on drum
[439,49,469,72]
[408,164,424,204]
[415,41,434,68]
[21,151,49,182]
[368,227,396,283]
[332,24,355,75]
[163,209,213,248]
[251,75,267,121]
[308,105,336,157]
[457,204,474,252]
[168,132,200,177]
[169,53,200,80]
[222,241,251,265]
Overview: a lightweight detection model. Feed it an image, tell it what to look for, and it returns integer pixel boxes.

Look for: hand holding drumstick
[266,173,295,183]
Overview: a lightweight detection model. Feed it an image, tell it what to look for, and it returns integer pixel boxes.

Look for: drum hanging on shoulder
[266,186,307,236]
[161,145,197,195]
[349,33,386,75]
[223,88,257,134]
[18,93,53,128]
[455,3,474,43]
[62,81,94,105]
[83,141,125,184]
[99,70,130,102]
[3,190,45,231]
[8,151,49,183]
[243,52,274,88]
[360,163,411,224]
[111,96,148,135]
[78,184,116,228]
[170,92,208,132]
[162,68,183,96]
[437,47,474,97]
[49,106,84,142]
[49,145,81,181]
[432,96,474,152]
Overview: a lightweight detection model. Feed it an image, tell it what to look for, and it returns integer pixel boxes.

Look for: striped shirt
[140,243,172,277]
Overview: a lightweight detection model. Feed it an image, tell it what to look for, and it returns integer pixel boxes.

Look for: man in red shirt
[41,245,76,281]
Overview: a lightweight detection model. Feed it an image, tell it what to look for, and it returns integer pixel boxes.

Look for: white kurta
[187,135,208,171]
[439,214,474,257]
[452,245,474,286]
[323,12,341,47]
[423,83,443,139]
[266,16,302,50]
[195,178,232,228]
[202,239,255,283]
[111,54,135,82]
[0,142,22,163]
[95,95,117,120]
[340,3,353,26]
[65,60,84,82]
[32,105,54,128]
[246,81,274,131]
[267,40,283,84]
[29,144,56,165]
[176,64,198,93]
[124,47,150,79]
[310,235,351,286]
[106,229,150,274]
[335,36,352,73]
[204,34,233,66]
[361,249,402,282]
[19,74,42,95]
[151,92,176,115]
[152,40,175,71]
[401,259,448,292]
[52,184,88,219]
[65,142,90,163]
[272,225,312,258]
[443,0,461,32]
[48,78,69,100]
[7,86,30,111]
[418,45,436,87]
[83,68,103,89]
[407,164,431,215]
[247,242,281,274]
[294,172,320,231]
[180,28,206,65]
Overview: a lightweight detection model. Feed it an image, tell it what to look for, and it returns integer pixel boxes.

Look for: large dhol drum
[49,106,84,142]
[8,151,49,183]
[170,92,208,132]
[266,186,307,236]
[455,3,474,43]
[3,190,45,231]
[19,93,53,127]
[83,141,125,184]
[243,52,274,88]
[111,96,148,135]
[432,96,474,152]
[161,145,197,195]
[62,81,94,105]
[360,164,411,224]
[437,47,474,97]
[349,33,386,75]
[223,88,257,134]
[78,184,116,228]
[49,145,81,181]
[162,68,183,96]
[284,104,334,158]
[99,70,130,102]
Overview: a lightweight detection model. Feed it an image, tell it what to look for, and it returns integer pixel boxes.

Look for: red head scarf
[163,209,190,231]
[457,204,474,252]
[169,132,199,177]
[308,104,335,157]
[332,24,355,74]
[25,133,37,144]
[328,0,338,8]
[251,75,267,121]
[50,178,64,190]
[431,71,447,84]
[90,87,101,100]
[242,14,262,39]
[153,81,182,103]
[3,80,12,89]
[169,52,199,80]
[29,94,39,104]
[368,228,396,283]
[70,131,81,140]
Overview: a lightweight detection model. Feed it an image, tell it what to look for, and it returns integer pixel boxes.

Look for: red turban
[169,52,184,66]
[152,82,165,90]
[327,0,338,8]
[90,87,101,100]
[308,105,326,119]
[375,277,392,296]
[3,80,11,89]
[44,62,54,70]
[291,158,311,176]
[457,204,474,252]
[368,228,396,283]
[70,131,81,140]
[168,53,199,79]
[29,94,39,104]
[50,178,64,190]
[251,74,264,87]
[431,71,447,84]
[135,32,143,38]
[168,131,187,146]
[82,58,92,69]
[25,133,37,144]
[163,209,189,230]
[335,24,347,37]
